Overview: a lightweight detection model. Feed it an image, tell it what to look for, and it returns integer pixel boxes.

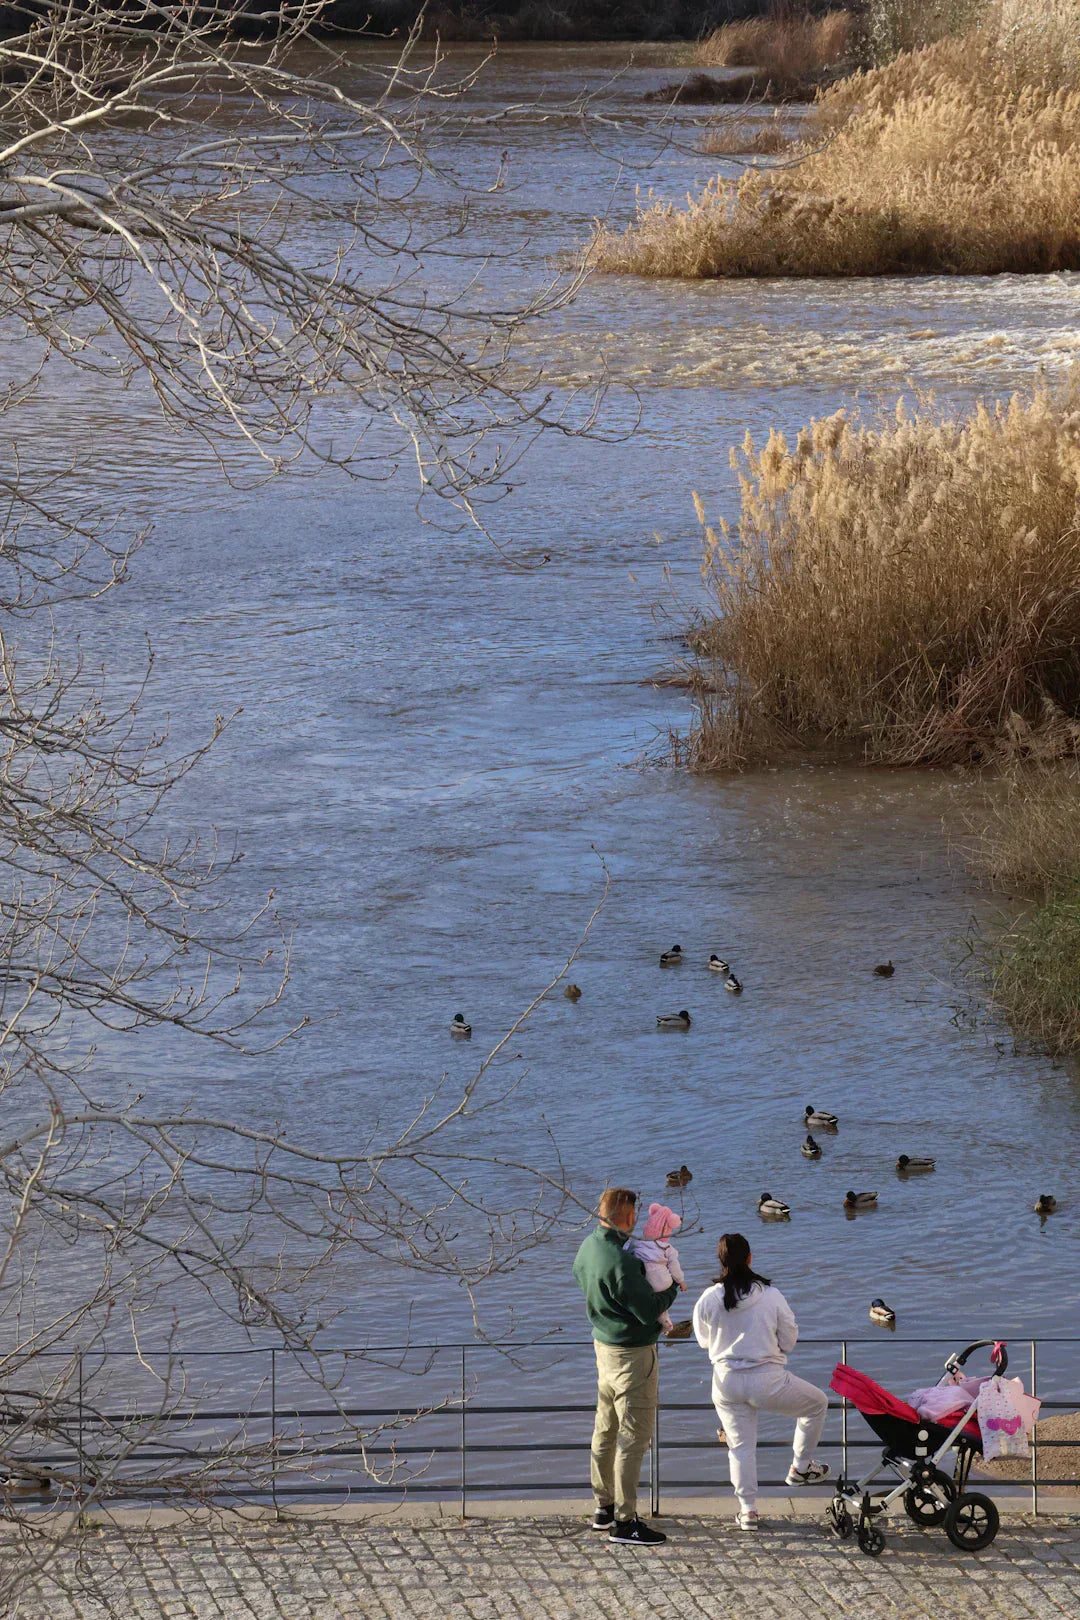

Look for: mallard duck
[1034,1193,1057,1215]
[5,1472,54,1496]
[725,975,743,994]
[758,1192,790,1218]
[869,1298,896,1326]
[708,955,730,973]
[873,961,895,977]
[804,1105,838,1129]
[844,1189,878,1209]
[656,1010,691,1030]
[664,1318,693,1339]
[659,945,684,967]
[449,1013,472,1038]
[896,1154,935,1173]
[666,1164,693,1188]
[564,983,582,1001]
[801,1134,822,1159]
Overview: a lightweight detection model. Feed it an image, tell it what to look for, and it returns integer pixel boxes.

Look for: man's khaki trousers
[590,1341,658,1523]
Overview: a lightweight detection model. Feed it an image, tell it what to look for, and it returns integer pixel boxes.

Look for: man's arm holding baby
[615,1250,679,1324]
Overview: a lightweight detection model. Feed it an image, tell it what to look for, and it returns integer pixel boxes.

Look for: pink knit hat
[642,1203,681,1241]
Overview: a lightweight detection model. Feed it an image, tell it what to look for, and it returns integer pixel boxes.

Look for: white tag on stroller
[977,1376,1030,1460]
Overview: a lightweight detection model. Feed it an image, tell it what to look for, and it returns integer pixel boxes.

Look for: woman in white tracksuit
[693,1232,829,1529]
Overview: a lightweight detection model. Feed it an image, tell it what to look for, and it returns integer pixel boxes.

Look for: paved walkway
[25,1508,1080,1620]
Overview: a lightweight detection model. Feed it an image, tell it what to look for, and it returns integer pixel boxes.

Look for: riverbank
[26,1510,1080,1618]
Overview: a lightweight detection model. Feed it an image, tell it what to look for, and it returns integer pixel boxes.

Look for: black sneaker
[609,1518,667,1547]
[591,1504,615,1532]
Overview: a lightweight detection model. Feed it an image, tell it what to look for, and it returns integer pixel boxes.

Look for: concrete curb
[47,1489,1080,1530]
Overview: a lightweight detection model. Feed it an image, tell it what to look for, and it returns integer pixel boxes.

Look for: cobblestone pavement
[25,1512,1080,1619]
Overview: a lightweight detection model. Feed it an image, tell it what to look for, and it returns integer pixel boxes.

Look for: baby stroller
[826,1339,1012,1557]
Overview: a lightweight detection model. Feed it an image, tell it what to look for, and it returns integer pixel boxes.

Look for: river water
[17,43,1080,1428]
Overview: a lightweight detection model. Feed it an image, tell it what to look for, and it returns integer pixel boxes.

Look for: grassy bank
[991,885,1080,1055]
[963,771,1080,1053]
[591,4,1080,278]
[686,388,1080,771]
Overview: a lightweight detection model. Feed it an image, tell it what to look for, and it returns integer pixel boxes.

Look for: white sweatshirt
[692,1281,798,1370]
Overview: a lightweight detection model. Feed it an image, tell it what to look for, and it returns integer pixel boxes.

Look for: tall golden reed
[593,13,1080,279]
[689,389,1080,769]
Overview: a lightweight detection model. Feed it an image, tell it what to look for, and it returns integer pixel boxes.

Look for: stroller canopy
[830,1363,922,1423]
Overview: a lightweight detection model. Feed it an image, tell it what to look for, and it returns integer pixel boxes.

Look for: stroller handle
[948,1338,1008,1376]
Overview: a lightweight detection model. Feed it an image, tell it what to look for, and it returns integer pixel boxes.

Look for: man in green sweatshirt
[572,1186,678,1547]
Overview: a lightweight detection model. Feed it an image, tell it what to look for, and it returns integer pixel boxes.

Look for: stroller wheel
[944,1491,1000,1553]
[903,1468,955,1528]
[857,1519,886,1558]
[827,1497,853,1540]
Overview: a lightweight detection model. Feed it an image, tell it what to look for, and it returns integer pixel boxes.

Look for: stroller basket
[861,1407,980,1459]
[825,1338,1009,1558]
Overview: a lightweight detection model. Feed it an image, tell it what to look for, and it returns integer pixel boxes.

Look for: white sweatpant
[712,1363,828,1512]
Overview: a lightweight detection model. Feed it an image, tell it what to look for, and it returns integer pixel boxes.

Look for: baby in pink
[626,1203,686,1332]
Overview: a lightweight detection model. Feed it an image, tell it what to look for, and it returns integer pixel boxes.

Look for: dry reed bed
[593,26,1080,278]
[693,11,851,98]
[689,389,1080,770]
[961,767,1080,1053]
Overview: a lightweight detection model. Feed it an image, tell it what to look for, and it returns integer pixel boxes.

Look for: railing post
[460,1347,467,1519]
[1030,1339,1038,1517]
[270,1347,279,1519]
[840,1339,848,1485]
[76,1349,84,1518]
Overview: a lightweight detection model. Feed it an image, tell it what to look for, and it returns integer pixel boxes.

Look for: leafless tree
[0,0,601,501]
[0,2,606,1598]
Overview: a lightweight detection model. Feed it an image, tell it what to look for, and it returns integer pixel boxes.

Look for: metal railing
[4,1336,1077,1515]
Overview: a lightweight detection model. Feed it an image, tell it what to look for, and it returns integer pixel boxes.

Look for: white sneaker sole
[786,1467,831,1487]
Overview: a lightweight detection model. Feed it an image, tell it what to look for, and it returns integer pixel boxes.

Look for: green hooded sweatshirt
[572,1225,679,1348]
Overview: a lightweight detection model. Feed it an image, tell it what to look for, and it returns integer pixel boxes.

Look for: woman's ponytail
[717,1232,770,1312]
